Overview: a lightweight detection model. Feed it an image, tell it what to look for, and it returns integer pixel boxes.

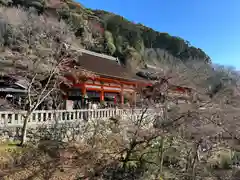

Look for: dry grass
[0,139,120,180]
[0,114,158,180]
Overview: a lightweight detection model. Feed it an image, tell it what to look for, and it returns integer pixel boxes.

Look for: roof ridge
[72,47,119,62]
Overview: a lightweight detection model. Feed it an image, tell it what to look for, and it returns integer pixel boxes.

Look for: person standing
[92,102,97,110]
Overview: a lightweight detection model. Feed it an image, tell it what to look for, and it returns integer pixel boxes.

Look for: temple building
[63,49,194,109]
[63,49,151,109]
[0,75,29,110]
[137,65,194,104]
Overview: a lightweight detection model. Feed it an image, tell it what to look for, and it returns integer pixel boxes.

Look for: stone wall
[0,121,88,143]
[0,109,160,143]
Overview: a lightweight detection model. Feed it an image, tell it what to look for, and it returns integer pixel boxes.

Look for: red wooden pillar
[133,83,137,107]
[120,84,124,106]
[100,83,104,102]
[100,90,104,101]
[82,83,86,95]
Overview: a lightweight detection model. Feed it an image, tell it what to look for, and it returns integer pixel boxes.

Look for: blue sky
[78,0,240,69]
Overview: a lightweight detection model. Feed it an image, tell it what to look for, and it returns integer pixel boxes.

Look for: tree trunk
[159,136,165,175]
[190,143,200,180]
[20,113,31,146]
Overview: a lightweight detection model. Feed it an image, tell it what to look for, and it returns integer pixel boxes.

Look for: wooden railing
[0,108,161,127]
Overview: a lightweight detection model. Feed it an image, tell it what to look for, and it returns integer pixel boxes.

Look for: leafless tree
[133,57,240,179]
[2,6,240,180]
[0,7,97,146]
[1,60,240,179]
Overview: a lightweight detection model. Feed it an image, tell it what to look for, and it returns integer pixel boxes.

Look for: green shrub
[219,154,232,169]
[106,41,116,55]
[104,30,114,43]
[208,149,233,169]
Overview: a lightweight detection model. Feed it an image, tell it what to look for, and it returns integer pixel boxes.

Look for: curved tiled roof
[77,50,148,83]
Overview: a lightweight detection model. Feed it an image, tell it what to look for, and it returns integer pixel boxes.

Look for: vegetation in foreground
[0,1,240,180]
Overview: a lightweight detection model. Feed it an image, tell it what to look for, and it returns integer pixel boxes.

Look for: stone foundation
[0,121,88,143]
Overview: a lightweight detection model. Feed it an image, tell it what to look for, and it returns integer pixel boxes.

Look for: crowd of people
[73,99,120,110]
[86,101,117,109]
[1,93,132,111]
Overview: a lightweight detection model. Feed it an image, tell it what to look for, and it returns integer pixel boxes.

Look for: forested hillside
[3,1,240,180]
[0,0,211,69]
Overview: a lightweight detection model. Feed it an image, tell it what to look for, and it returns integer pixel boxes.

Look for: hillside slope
[0,0,211,70]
